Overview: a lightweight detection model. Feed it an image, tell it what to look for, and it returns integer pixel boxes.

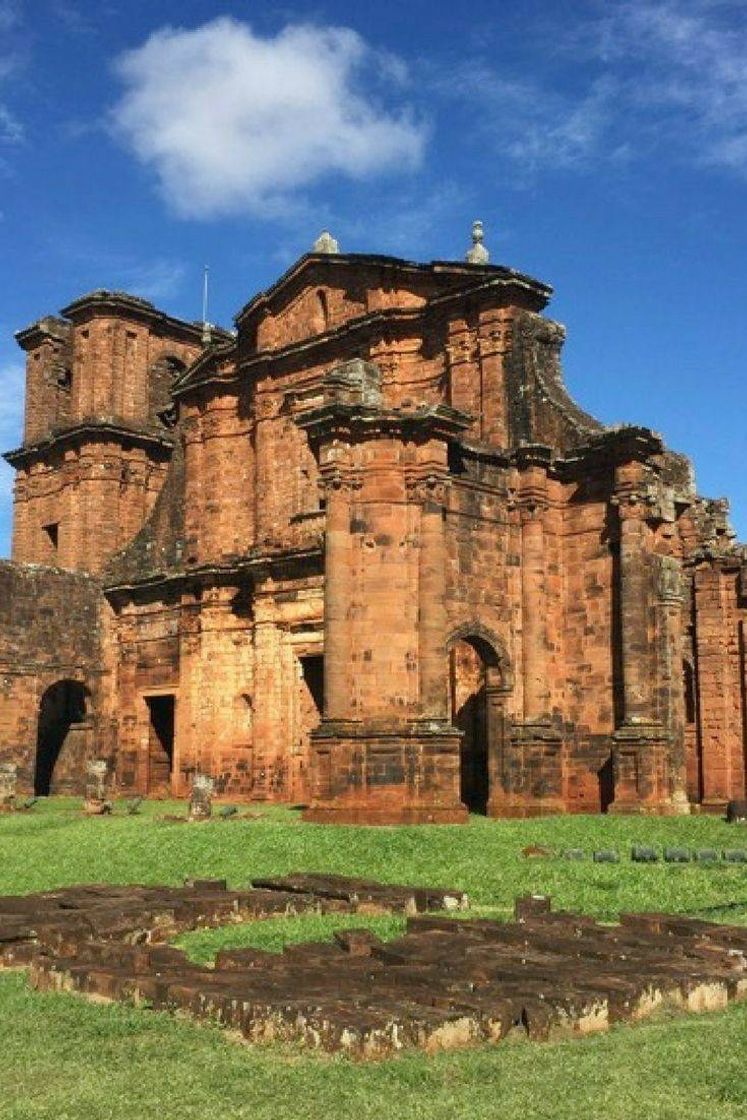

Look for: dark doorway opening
[146,695,175,793]
[34,680,90,795]
[683,658,703,803]
[449,639,489,814]
[598,755,615,813]
[300,655,324,717]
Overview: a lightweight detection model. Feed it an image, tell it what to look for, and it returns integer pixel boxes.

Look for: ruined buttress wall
[0,562,104,791]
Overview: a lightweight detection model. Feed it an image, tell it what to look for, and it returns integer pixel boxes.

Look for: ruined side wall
[691,561,747,807]
[21,322,73,444]
[110,574,323,803]
[560,492,617,809]
[13,440,171,573]
[444,469,517,701]
[68,317,199,430]
[0,562,104,790]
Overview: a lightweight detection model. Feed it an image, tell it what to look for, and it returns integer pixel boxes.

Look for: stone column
[501,449,564,816]
[655,555,690,813]
[322,471,354,723]
[610,464,670,813]
[520,505,549,722]
[617,499,651,725]
[516,450,552,724]
[417,476,449,720]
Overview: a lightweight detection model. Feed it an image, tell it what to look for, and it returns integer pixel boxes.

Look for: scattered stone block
[694,849,719,864]
[521,845,553,859]
[83,760,111,815]
[593,850,620,863]
[0,763,17,811]
[188,774,214,821]
[515,895,552,921]
[663,847,690,863]
[631,845,659,863]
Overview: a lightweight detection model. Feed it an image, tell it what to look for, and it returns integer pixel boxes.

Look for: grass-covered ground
[3,798,747,1120]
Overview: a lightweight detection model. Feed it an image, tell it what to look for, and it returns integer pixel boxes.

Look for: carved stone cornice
[295,402,471,449]
[4,420,174,468]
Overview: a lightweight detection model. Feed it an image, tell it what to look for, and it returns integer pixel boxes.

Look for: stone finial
[465,220,489,265]
[312,230,340,254]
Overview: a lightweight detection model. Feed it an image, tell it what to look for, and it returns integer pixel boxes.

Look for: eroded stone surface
[1,878,745,1057]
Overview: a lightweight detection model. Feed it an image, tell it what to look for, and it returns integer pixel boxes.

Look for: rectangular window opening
[43,523,59,551]
[300,655,324,716]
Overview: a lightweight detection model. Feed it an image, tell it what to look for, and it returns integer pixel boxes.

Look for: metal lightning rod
[201,265,211,346]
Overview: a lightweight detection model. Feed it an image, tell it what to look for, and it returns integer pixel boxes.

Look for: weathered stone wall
[0,562,104,792]
[109,573,324,803]
[690,561,747,808]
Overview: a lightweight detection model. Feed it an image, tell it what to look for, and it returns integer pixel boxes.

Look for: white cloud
[592,0,747,174]
[115,257,186,302]
[0,2,20,35]
[111,17,426,219]
[444,1,747,179]
[0,103,21,143]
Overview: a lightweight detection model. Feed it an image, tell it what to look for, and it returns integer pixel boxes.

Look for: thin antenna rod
[201,265,211,346]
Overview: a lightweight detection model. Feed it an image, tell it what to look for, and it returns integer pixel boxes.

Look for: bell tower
[5,291,206,574]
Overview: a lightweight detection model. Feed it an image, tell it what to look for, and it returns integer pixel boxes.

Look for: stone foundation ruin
[1,875,745,1057]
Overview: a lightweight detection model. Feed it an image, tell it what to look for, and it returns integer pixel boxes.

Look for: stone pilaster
[416,473,449,721]
[609,464,672,813]
[497,447,563,817]
[320,465,356,723]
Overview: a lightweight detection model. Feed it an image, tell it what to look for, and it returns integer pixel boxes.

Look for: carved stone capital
[405,471,448,505]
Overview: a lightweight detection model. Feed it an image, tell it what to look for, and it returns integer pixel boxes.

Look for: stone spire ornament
[312,230,340,254]
[465,219,489,264]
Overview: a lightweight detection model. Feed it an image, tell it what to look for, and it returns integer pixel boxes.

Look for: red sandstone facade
[1,249,745,822]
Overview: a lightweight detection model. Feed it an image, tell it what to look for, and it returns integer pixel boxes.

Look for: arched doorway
[34,680,91,795]
[448,629,512,815]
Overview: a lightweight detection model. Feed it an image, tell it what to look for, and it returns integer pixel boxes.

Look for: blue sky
[0,0,745,554]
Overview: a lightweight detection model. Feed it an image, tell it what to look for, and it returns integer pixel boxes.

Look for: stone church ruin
[1,228,745,822]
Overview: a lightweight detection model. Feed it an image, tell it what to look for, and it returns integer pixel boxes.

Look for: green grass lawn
[2,798,747,1120]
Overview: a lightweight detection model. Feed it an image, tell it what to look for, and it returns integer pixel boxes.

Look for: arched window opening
[447,626,512,816]
[315,289,330,333]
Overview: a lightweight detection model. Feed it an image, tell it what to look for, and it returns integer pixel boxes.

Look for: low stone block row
[3,877,747,1057]
[0,874,467,970]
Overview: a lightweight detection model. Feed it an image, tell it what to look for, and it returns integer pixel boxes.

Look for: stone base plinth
[302,721,468,826]
[694,799,729,816]
[608,724,684,815]
[487,723,565,819]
